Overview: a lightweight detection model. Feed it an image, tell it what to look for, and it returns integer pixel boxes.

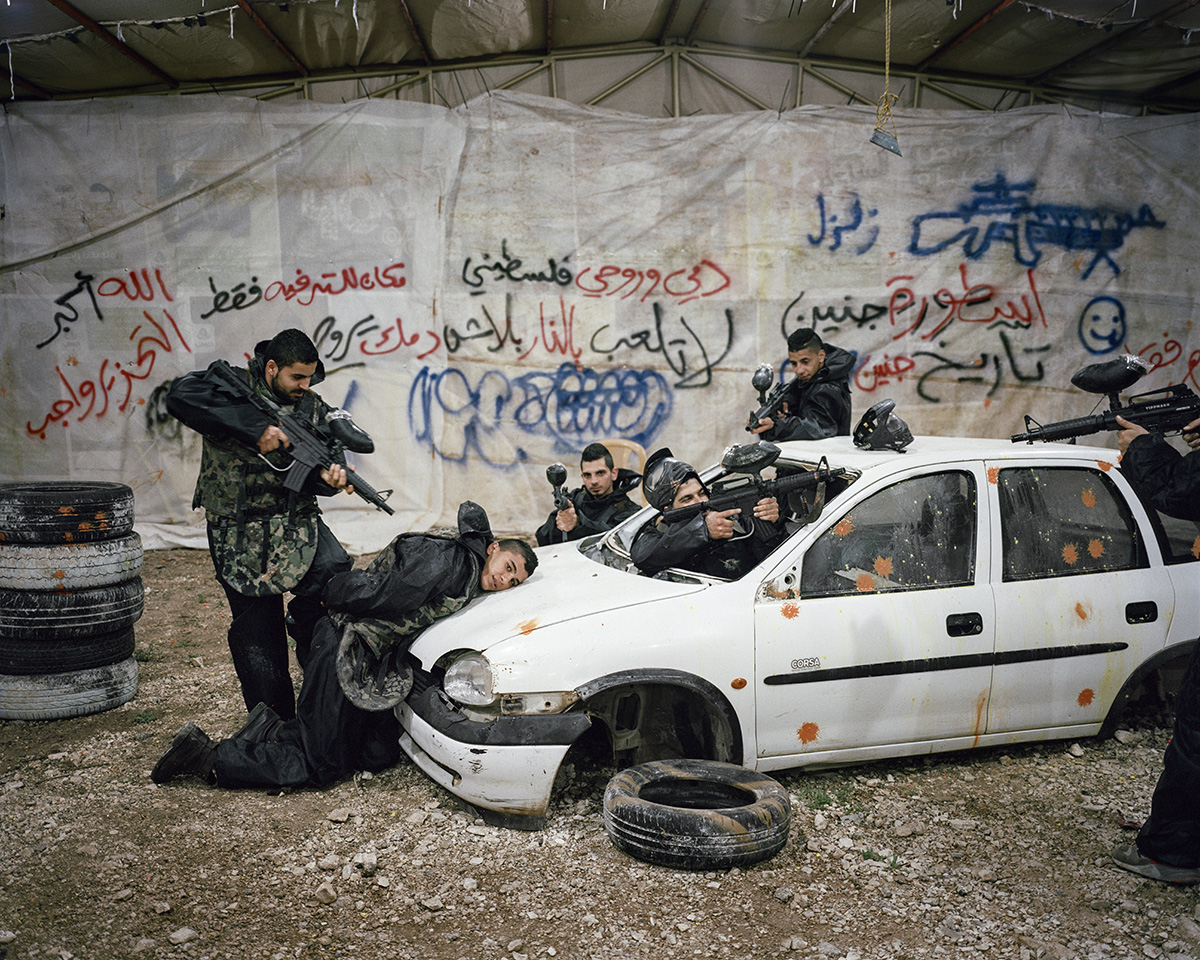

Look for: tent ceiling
[3,0,1200,115]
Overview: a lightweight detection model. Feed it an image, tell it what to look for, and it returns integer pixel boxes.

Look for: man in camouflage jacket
[166,329,354,720]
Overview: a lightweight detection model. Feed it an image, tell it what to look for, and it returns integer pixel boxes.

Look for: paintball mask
[852,399,913,453]
[642,447,703,512]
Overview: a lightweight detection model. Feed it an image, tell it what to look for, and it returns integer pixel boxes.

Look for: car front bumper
[396,674,592,830]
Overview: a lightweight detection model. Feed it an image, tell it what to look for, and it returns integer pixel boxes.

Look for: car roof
[772,435,1122,474]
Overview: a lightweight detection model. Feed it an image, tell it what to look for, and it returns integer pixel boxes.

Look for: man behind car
[150,502,537,791]
[630,449,785,579]
[535,441,642,545]
[1112,414,1200,884]
[749,328,854,440]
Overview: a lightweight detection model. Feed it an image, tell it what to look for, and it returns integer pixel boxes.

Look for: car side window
[997,466,1145,581]
[800,471,976,597]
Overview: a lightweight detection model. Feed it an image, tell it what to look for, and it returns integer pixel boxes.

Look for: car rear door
[985,460,1174,735]
[753,465,996,764]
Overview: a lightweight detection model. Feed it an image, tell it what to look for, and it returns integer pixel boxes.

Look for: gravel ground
[1,548,1198,960]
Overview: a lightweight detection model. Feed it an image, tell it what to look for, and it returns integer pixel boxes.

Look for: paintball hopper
[325,409,375,454]
[751,363,775,396]
[1070,354,1151,398]
[721,440,782,474]
[853,399,913,452]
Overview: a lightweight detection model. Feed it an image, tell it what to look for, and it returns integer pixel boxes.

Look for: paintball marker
[1011,354,1200,445]
[207,359,395,514]
[661,441,829,531]
[746,363,795,433]
[546,462,572,512]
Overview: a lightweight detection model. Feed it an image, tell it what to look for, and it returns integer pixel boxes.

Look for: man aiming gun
[631,446,789,579]
[535,442,642,546]
[166,329,361,721]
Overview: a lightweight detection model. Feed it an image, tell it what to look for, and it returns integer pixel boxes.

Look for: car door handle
[1126,601,1158,624]
[947,612,983,637]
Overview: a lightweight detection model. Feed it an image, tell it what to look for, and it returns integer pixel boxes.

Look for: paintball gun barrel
[746,363,795,432]
[661,441,829,528]
[1011,354,1200,445]
[208,359,395,514]
[546,462,571,512]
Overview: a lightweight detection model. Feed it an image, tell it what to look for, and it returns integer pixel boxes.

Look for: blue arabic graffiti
[808,193,879,255]
[408,363,673,465]
[909,174,1164,280]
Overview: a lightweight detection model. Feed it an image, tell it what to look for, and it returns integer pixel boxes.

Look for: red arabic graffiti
[854,353,917,392]
[96,268,174,303]
[27,311,191,440]
[574,259,731,306]
[262,262,406,308]
[518,298,583,363]
[887,264,1046,341]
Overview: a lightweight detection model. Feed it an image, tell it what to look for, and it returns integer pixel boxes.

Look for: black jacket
[535,468,642,545]
[630,510,785,580]
[1121,434,1200,521]
[764,344,855,442]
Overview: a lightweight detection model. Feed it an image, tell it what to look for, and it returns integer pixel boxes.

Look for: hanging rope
[871,0,901,155]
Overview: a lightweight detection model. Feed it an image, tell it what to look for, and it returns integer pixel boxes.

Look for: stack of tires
[0,482,143,720]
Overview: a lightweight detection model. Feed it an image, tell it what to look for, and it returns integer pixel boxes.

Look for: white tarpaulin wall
[1,91,1196,554]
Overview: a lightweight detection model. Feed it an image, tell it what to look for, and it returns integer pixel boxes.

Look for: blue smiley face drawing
[1078,296,1126,355]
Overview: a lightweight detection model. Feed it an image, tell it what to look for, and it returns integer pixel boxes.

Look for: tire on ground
[0,626,137,675]
[0,534,143,590]
[0,656,138,720]
[602,758,792,871]
[0,482,134,545]
[0,579,144,639]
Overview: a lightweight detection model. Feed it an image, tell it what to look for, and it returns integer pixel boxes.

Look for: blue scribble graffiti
[1078,296,1127,355]
[409,363,672,465]
[808,193,879,255]
[910,174,1164,280]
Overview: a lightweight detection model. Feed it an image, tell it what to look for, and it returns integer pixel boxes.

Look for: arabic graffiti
[459,239,732,306]
[201,262,407,317]
[37,271,103,350]
[909,174,1165,280]
[1078,296,1127,355]
[854,353,917,393]
[808,192,879,255]
[590,303,734,389]
[27,310,192,440]
[911,330,1050,403]
[408,362,672,465]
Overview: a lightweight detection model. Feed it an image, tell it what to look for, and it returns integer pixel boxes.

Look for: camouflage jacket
[324,502,493,657]
[166,342,339,595]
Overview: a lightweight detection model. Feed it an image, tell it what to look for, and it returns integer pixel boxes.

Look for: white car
[396,435,1200,829]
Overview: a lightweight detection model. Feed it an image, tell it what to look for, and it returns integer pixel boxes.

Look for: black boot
[151,722,217,784]
[232,701,284,744]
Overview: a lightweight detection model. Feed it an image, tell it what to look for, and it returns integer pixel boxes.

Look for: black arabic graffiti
[37,271,103,349]
[589,303,734,389]
[461,239,573,295]
[912,330,1050,403]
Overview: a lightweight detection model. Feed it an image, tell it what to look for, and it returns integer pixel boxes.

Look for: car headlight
[443,652,495,706]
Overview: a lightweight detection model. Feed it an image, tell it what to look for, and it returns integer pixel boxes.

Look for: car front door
[753,466,996,765]
[985,461,1173,735]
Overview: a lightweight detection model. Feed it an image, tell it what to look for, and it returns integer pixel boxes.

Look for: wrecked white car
[396,435,1200,828]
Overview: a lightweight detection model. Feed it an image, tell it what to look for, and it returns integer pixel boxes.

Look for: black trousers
[213,615,402,789]
[209,518,351,719]
[1137,642,1200,868]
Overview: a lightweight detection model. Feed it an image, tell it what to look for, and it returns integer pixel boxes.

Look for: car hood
[406,539,706,667]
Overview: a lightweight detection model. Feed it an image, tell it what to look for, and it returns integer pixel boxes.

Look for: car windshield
[583,456,856,579]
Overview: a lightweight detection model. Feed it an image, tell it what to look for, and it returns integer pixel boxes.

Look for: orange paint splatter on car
[1096,460,1113,472]
[1192,536,1200,559]
[1062,543,1078,565]
[517,619,538,635]
[1078,688,1095,707]
[856,573,876,592]
[797,722,819,744]
[1088,539,1105,559]
[731,678,747,690]
[781,602,799,620]
[874,555,893,578]
[1075,602,1088,621]
[973,691,987,747]
[986,467,1000,485]
[1081,488,1097,509]
[834,518,854,537]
